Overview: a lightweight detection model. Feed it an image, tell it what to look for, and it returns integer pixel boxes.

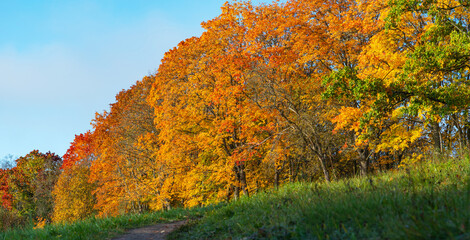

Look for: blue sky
[0,0,275,161]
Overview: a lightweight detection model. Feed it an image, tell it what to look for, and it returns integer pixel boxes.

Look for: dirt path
[112,220,187,240]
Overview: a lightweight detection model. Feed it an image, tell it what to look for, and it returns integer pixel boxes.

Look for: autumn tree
[8,151,62,223]
[90,76,158,216]
[148,1,306,208]
[323,0,470,170]
[47,0,470,218]
[227,0,389,179]
[52,132,96,223]
[320,0,430,171]
[0,168,13,210]
[1,155,15,169]
[386,0,470,154]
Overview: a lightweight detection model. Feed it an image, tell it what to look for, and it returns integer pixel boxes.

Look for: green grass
[0,204,223,240]
[3,156,470,239]
[170,156,470,239]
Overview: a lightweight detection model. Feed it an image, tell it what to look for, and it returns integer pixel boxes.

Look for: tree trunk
[232,163,248,200]
[239,163,249,197]
[466,126,470,149]
[452,114,465,152]
[163,198,171,211]
[226,185,233,202]
[234,185,240,200]
[464,119,470,149]
[358,147,369,176]
[431,121,443,153]
[317,155,330,182]
[274,170,280,190]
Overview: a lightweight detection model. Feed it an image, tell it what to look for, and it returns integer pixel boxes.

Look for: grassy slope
[2,156,470,239]
[0,205,223,240]
[170,157,470,239]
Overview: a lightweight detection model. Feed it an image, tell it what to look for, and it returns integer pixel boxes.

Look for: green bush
[0,207,28,231]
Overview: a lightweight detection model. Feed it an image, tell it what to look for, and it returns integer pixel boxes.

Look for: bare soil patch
[112,220,187,240]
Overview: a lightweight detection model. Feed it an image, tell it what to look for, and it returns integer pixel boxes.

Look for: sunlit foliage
[3,0,470,226]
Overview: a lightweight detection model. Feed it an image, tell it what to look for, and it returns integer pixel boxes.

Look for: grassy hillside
[0,205,222,240]
[170,156,470,239]
[2,156,470,239]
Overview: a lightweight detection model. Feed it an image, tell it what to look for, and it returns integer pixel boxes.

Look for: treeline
[1,0,470,227]
[0,151,61,228]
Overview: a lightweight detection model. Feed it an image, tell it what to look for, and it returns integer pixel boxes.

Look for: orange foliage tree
[48,0,470,221]
[89,76,158,216]
[52,131,96,222]
[148,2,295,208]
[0,168,13,210]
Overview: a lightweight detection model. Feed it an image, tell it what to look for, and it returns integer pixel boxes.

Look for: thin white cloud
[0,8,189,158]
